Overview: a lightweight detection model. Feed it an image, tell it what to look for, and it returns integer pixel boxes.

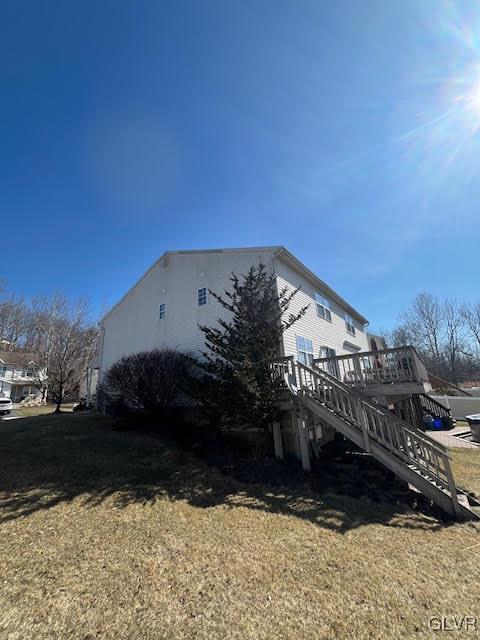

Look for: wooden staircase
[277,358,479,521]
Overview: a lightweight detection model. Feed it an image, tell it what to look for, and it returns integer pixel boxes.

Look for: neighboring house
[0,351,43,402]
[366,332,387,352]
[99,246,478,520]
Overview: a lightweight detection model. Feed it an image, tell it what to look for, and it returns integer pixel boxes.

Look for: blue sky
[2,0,479,331]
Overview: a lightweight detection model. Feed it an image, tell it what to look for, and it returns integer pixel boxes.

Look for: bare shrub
[100,349,198,419]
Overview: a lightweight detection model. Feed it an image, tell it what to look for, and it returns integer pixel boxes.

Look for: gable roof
[273,247,368,325]
[0,351,38,366]
[102,245,369,325]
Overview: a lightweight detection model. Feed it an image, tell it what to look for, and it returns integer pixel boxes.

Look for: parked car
[0,397,13,415]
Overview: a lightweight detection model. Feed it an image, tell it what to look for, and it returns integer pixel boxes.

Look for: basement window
[315,293,331,321]
[345,314,356,336]
[296,335,314,366]
[159,303,166,320]
[197,287,207,306]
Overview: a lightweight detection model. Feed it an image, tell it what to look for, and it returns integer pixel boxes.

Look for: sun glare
[464,76,480,113]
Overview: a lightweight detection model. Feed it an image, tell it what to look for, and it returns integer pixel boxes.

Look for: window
[320,346,336,359]
[319,346,340,378]
[296,335,314,366]
[315,293,331,321]
[197,287,207,306]
[0,366,6,378]
[345,314,356,335]
[159,303,166,320]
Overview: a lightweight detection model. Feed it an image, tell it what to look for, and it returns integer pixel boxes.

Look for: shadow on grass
[0,413,446,533]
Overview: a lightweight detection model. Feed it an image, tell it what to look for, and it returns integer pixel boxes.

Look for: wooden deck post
[272,421,283,460]
[353,353,363,385]
[356,400,371,453]
[297,414,311,471]
[444,457,463,520]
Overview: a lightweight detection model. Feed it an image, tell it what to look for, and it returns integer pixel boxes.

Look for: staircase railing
[419,394,453,420]
[292,360,460,509]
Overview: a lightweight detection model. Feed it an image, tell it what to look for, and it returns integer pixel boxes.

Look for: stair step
[296,368,474,520]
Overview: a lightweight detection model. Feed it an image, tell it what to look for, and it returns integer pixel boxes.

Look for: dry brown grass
[12,403,77,418]
[450,447,480,497]
[12,404,56,418]
[0,413,479,640]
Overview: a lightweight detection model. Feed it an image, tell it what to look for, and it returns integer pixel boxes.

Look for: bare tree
[460,302,480,363]
[402,292,443,365]
[35,297,98,412]
[0,291,30,350]
[0,285,99,406]
[391,293,480,384]
[387,324,414,348]
[442,300,466,384]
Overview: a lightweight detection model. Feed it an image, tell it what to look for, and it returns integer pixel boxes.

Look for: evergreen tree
[199,263,308,431]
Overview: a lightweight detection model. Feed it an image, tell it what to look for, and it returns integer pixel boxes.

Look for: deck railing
[294,360,459,510]
[270,356,297,390]
[419,394,453,420]
[313,345,429,389]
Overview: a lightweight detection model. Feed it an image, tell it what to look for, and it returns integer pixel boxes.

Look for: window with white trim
[0,366,7,377]
[197,287,207,306]
[296,335,314,366]
[345,314,356,335]
[320,346,336,359]
[319,346,340,378]
[159,303,166,320]
[315,293,331,321]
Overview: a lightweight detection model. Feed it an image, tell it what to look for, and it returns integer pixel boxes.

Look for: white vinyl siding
[315,293,331,321]
[99,248,370,379]
[345,314,356,336]
[100,249,277,375]
[274,256,369,362]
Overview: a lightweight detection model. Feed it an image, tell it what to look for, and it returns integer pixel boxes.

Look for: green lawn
[0,413,479,639]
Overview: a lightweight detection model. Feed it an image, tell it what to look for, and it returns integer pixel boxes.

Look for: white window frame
[296,335,314,366]
[315,293,331,321]
[345,314,356,336]
[159,303,166,320]
[197,287,208,306]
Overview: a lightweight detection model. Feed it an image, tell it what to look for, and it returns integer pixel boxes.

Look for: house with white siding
[0,351,42,402]
[98,246,480,520]
[99,246,371,376]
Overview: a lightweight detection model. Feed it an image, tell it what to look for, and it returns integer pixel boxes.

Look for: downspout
[96,322,106,410]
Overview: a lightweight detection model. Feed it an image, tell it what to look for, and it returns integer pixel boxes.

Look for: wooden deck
[314,346,431,396]
[272,357,479,520]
